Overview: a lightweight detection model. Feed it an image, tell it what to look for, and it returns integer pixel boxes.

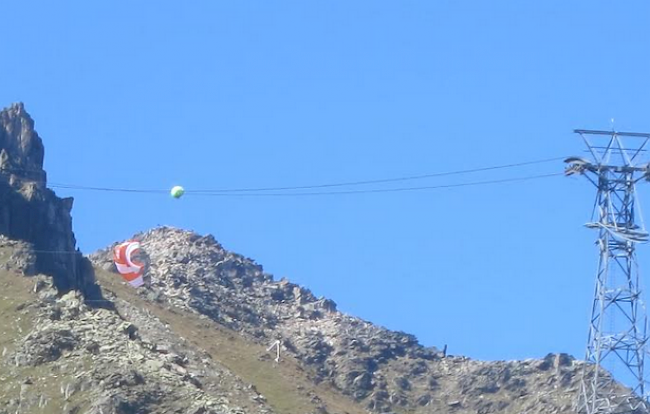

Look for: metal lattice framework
[567,129,650,414]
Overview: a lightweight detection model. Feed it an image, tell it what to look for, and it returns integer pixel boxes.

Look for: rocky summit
[0,102,646,414]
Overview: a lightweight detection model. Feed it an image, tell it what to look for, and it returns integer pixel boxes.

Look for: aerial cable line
[26,174,563,256]
[47,184,165,194]
[43,155,566,195]
[13,173,562,257]
[48,172,563,197]
[190,156,567,193]
[185,172,562,197]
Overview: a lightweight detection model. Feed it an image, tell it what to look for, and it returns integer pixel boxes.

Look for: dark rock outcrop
[0,102,97,296]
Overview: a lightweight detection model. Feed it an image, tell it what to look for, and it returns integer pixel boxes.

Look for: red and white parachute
[113,240,145,288]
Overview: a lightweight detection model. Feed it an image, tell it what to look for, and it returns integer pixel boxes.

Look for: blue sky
[1,0,650,369]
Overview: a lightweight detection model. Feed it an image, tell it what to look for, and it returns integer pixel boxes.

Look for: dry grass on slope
[95,268,372,414]
[0,251,95,414]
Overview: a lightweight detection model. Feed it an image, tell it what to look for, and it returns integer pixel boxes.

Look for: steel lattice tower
[567,129,650,414]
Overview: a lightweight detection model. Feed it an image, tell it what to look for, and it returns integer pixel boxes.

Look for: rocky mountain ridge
[89,226,589,414]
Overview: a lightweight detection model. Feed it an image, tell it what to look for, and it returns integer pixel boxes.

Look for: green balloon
[170,185,185,198]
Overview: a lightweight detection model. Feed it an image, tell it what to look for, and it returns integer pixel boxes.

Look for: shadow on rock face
[76,255,115,310]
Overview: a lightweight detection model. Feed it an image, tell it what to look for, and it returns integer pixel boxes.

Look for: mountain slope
[88,226,600,414]
[0,238,283,414]
[0,237,369,414]
[94,266,370,414]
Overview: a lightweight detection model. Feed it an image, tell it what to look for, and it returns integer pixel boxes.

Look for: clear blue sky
[1,1,649,366]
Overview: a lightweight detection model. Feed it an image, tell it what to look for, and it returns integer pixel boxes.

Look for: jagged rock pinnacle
[0,102,45,181]
[0,102,98,296]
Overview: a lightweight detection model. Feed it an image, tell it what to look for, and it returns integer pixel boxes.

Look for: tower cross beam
[575,129,650,138]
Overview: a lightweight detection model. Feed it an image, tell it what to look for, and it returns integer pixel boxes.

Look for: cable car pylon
[567,129,650,414]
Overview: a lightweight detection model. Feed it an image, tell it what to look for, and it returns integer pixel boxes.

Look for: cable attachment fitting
[564,156,591,176]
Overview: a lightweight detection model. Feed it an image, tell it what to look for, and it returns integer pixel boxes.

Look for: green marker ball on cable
[170,185,185,199]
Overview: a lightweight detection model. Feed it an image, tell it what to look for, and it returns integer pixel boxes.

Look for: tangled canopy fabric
[113,240,145,287]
